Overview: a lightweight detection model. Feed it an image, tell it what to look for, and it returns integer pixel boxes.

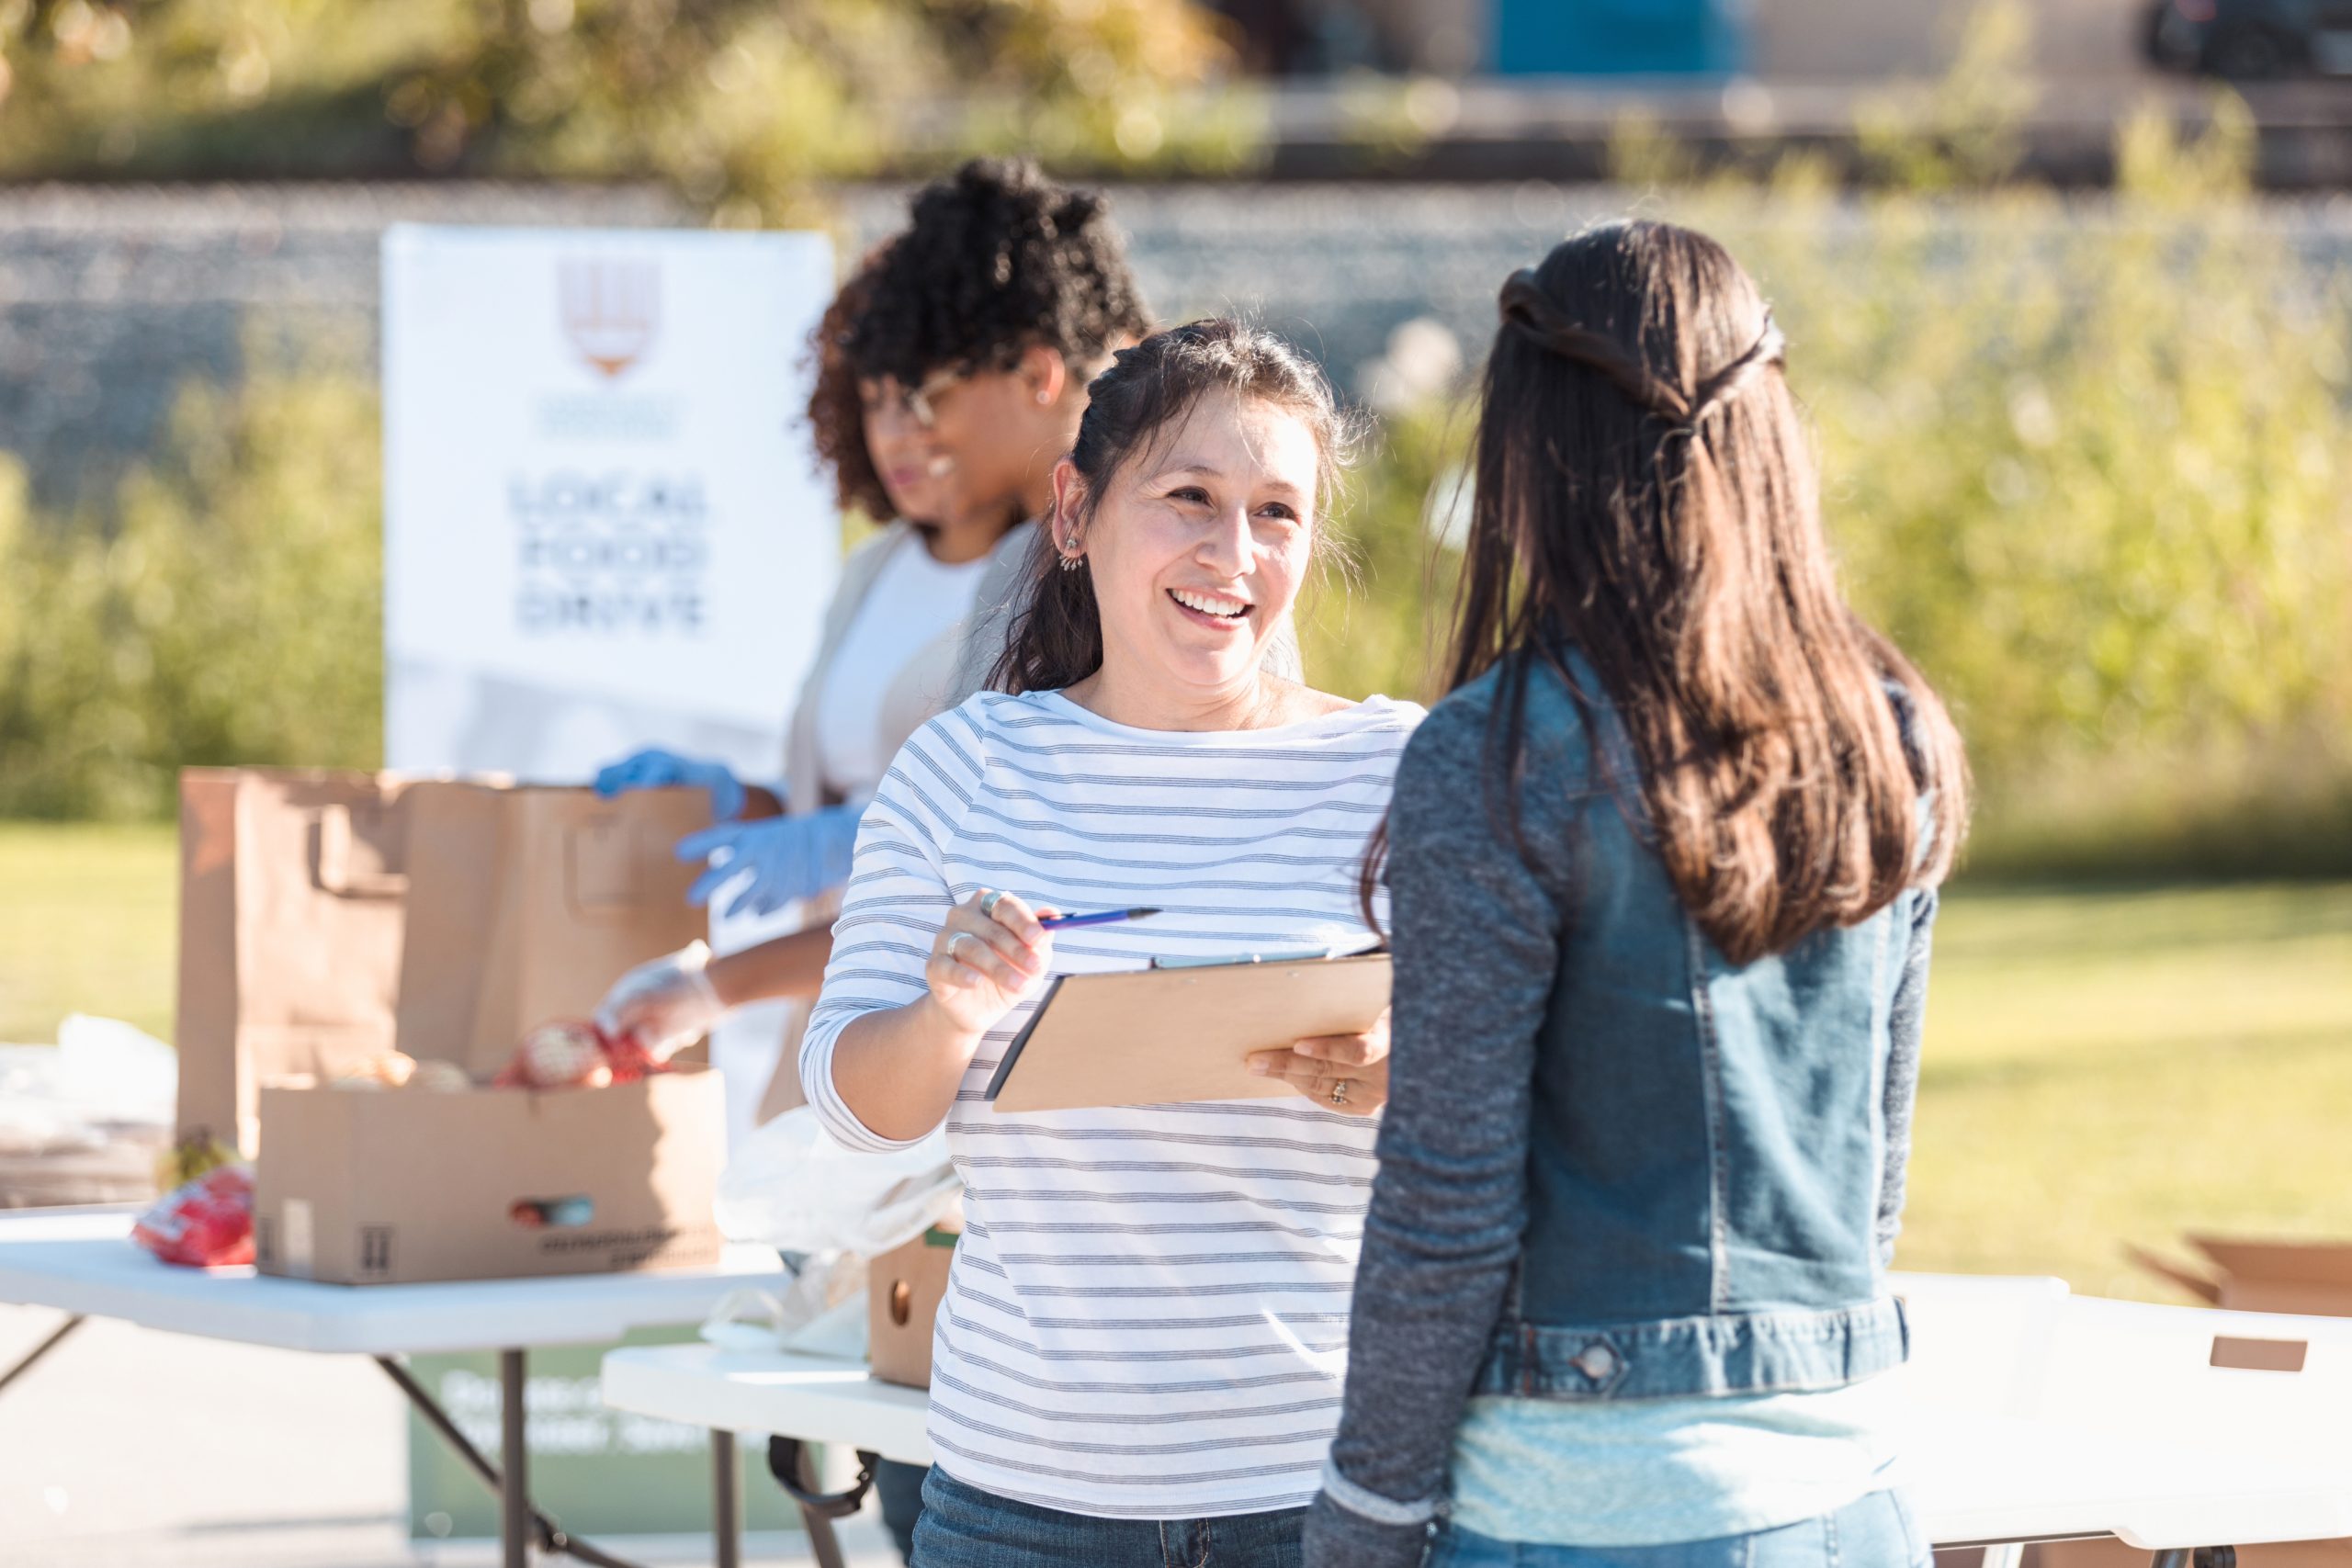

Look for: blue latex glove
[675,806,864,919]
[594,747,748,823]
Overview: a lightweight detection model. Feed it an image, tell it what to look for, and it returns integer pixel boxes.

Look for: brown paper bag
[175,768,414,1153]
[394,783,711,1077]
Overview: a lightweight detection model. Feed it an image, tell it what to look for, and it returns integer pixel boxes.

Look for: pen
[1038,906,1161,931]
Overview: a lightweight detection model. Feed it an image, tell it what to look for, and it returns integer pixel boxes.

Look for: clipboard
[981,950,1392,1113]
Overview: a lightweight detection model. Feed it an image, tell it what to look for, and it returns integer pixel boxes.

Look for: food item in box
[405,1058,474,1092]
[330,1052,420,1090]
[333,1054,472,1092]
[599,1030,662,1084]
[498,1020,614,1089]
[490,1017,684,1089]
[132,1164,255,1268]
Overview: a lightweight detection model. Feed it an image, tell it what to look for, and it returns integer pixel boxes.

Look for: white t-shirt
[801,689,1425,1519]
[813,534,992,797]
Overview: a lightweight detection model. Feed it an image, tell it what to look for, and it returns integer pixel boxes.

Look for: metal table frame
[0,1209,828,1568]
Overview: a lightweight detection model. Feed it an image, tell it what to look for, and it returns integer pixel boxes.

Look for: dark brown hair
[1385,220,1968,964]
[989,317,1358,695]
[805,243,894,521]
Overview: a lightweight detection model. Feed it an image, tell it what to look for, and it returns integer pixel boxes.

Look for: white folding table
[0,1206,797,1568]
[602,1342,2352,1568]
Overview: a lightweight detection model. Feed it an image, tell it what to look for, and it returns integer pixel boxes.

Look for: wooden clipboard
[981,951,1392,1113]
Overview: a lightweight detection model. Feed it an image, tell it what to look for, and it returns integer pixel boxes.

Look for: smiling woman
[801,320,1424,1566]
[990,317,1363,725]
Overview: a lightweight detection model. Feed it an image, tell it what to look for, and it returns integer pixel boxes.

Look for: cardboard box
[394,783,710,1079]
[175,769,415,1154]
[2029,1534,2352,1568]
[868,1224,959,1388]
[2134,1236,2352,1319]
[2114,1235,2352,1567]
[175,773,710,1153]
[253,1067,724,1286]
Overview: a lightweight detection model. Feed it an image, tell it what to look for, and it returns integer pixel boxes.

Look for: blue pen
[1038,906,1161,931]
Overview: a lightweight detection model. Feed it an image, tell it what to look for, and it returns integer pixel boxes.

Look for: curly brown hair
[804,242,895,523]
[846,158,1150,389]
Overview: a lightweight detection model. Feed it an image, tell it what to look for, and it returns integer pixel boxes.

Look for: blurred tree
[1327,0,2352,871]
[0,344,382,818]
[0,0,1261,216]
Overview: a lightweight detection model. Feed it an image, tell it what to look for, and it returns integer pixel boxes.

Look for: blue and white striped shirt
[802,687,1422,1519]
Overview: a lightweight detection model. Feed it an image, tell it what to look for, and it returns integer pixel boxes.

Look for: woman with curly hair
[594,157,1155,1054]
[591,155,1163,1558]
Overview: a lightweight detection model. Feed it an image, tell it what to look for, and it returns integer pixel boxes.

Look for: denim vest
[1469,655,1918,1404]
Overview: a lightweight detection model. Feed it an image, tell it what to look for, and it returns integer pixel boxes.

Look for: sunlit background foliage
[4,1,2350,878]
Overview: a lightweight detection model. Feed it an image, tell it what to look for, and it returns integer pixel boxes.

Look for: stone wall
[0,178,1607,512]
[0,183,687,512]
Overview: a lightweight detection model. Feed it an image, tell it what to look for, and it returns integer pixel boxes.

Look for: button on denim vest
[1473,655,1915,1403]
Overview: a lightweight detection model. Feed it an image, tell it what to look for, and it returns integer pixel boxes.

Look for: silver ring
[979,890,1005,918]
[945,932,975,963]
[1329,1080,1350,1107]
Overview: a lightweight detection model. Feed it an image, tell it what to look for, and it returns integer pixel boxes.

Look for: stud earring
[1036,389,1052,406]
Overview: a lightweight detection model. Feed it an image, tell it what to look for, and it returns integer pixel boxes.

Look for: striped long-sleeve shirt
[800,687,1423,1519]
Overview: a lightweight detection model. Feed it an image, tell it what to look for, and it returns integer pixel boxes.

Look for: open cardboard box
[2133,1236,2352,1319]
[868,1224,960,1388]
[252,1066,724,1286]
[2052,1235,2352,1568]
[2025,1537,2352,1568]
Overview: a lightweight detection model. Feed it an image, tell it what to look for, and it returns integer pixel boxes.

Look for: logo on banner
[559,258,660,379]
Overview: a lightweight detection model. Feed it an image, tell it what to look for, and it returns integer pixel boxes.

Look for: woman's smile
[1168,586,1253,628]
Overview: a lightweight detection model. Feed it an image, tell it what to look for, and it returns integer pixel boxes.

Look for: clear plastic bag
[712,1104,959,1258]
[699,1253,871,1359]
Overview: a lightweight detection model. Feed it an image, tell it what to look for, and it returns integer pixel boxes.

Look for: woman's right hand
[594,940,725,1062]
[924,889,1057,1040]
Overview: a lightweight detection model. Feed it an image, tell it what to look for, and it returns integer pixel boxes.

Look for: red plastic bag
[132,1164,255,1269]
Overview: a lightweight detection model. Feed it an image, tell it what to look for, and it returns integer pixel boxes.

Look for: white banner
[382,224,839,783]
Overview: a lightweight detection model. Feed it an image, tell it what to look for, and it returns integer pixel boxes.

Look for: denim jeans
[910,1465,1306,1568]
[1430,1488,1931,1568]
[876,1459,929,1562]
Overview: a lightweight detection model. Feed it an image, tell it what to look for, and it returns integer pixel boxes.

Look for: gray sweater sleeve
[1303,694,1566,1568]
[1876,886,1938,1268]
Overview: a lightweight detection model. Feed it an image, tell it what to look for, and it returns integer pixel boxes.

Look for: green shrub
[1312,17,2352,875]
[0,0,1259,217]
[0,350,382,818]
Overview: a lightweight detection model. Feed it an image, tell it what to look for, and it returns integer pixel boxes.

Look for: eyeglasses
[867,369,966,431]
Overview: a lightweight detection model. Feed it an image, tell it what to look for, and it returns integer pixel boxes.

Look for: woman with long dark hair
[1304,221,1967,1568]
[801,318,1420,1566]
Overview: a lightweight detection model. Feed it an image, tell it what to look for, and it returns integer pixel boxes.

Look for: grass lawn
[1896,881,2352,1299]
[0,822,2346,1299]
[0,822,177,1043]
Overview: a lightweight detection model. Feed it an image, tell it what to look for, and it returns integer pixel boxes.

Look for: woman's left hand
[1248,1010,1390,1116]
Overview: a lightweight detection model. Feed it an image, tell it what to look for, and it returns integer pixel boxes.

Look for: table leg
[1982,1546,2024,1568]
[375,1354,650,1568]
[2152,1553,2191,1568]
[0,1313,85,1397]
[711,1429,740,1568]
[503,1348,529,1568]
[795,1442,849,1568]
